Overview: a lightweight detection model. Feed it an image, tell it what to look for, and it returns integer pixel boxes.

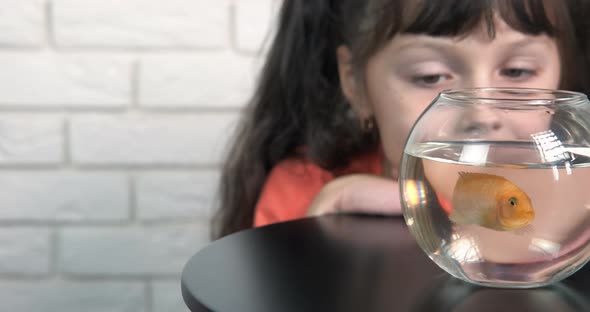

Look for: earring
[362,117,375,132]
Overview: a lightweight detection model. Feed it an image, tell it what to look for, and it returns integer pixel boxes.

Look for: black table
[181,215,590,311]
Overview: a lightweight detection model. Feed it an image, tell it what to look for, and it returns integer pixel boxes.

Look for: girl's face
[339,19,562,173]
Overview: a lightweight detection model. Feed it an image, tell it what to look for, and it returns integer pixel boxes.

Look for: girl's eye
[500,68,536,79]
[412,74,451,87]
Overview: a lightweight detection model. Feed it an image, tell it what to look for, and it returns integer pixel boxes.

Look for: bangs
[402,0,557,37]
[354,0,564,64]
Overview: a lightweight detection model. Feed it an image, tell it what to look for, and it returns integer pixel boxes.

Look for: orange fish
[449,172,535,231]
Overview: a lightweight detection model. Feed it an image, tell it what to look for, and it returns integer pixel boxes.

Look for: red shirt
[253,150,383,227]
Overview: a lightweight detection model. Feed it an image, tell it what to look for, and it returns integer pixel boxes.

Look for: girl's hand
[306,174,402,217]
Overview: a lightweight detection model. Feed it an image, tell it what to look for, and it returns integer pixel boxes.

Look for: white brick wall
[70,113,238,165]
[0,281,145,312]
[136,171,220,220]
[59,224,209,275]
[139,53,257,108]
[0,172,128,221]
[0,0,45,47]
[0,53,131,107]
[53,0,231,48]
[0,228,51,274]
[0,116,63,163]
[0,0,278,311]
[234,0,277,53]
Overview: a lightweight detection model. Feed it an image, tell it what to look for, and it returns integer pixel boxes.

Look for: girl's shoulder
[272,146,383,179]
[332,147,383,177]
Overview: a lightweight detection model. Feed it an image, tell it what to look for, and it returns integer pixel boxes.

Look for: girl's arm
[306,174,402,217]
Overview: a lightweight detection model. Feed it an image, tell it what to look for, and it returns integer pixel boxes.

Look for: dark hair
[565,0,590,94]
[212,0,585,238]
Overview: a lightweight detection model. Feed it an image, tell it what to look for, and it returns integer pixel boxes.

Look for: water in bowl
[401,141,590,288]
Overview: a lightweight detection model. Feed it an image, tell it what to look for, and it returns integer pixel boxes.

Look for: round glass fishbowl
[400,88,590,288]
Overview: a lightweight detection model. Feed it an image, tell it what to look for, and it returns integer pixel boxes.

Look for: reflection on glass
[531,130,572,163]
[459,143,490,165]
[528,238,561,257]
[447,233,483,264]
[404,179,427,208]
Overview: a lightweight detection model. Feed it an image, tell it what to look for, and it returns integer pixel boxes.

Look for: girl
[213,0,590,238]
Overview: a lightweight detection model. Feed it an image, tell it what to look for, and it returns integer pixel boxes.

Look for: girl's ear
[337,45,373,119]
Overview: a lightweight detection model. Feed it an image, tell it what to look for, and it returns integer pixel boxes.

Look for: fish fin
[457,171,502,179]
[449,210,460,224]
[457,171,479,179]
[511,224,534,236]
[448,209,479,226]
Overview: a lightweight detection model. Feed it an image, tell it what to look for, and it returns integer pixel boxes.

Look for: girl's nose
[456,106,504,137]
[455,75,505,137]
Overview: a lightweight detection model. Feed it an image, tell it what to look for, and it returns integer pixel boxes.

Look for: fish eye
[509,197,518,206]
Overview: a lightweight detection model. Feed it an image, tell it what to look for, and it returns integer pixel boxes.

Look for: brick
[0,0,45,46]
[0,116,63,164]
[0,53,131,107]
[70,114,239,165]
[136,171,220,220]
[139,53,258,108]
[0,172,128,221]
[0,228,50,274]
[53,0,230,48]
[0,281,144,312]
[59,223,209,275]
[234,0,278,53]
[153,281,189,312]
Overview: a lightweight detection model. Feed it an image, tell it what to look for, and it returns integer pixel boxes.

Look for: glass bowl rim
[440,87,587,105]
